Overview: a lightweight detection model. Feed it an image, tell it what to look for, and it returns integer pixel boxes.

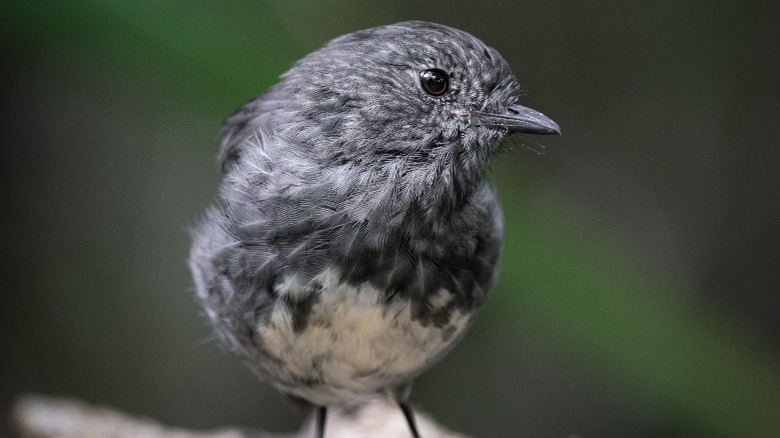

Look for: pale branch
[12,394,469,438]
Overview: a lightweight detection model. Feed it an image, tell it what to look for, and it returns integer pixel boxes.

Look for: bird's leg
[399,401,421,438]
[314,405,326,438]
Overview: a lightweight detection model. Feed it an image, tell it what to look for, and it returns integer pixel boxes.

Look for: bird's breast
[251,267,475,407]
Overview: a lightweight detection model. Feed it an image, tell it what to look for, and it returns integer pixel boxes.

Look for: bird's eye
[419,69,449,96]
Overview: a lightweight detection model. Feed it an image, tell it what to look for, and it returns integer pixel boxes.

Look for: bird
[189,20,560,438]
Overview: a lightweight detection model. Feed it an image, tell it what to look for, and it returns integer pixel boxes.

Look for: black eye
[419,69,449,96]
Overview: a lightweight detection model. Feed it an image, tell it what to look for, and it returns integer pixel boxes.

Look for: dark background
[2,1,779,437]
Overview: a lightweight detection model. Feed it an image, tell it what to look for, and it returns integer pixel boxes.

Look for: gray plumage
[190,20,559,413]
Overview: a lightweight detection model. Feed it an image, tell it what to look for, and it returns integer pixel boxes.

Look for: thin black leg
[314,405,326,438]
[399,401,421,438]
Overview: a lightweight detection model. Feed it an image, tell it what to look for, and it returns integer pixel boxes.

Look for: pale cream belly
[254,268,474,407]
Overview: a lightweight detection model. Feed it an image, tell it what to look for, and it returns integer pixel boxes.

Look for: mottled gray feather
[189,21,550,408]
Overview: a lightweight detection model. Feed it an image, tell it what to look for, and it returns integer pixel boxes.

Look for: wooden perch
[12,394,469,438]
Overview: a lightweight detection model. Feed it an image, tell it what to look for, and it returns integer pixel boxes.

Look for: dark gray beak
[474,104,561,135]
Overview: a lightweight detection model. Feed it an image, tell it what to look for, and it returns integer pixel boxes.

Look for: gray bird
[189,21,560,438]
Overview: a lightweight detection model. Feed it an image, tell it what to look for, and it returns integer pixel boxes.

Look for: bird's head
[263,21,560,217]
[278,21,559,163]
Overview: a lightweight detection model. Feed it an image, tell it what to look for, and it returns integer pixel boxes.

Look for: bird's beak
[473,104,561,135]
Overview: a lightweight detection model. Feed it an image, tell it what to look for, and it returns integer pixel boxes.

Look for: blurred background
[2,1,779,437]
